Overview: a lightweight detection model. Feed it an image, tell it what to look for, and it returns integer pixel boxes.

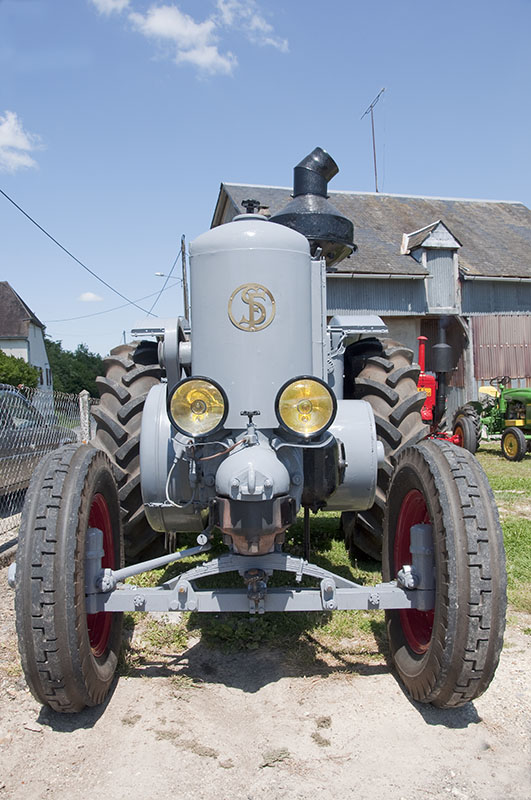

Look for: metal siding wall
[327,278,427,316]
[472,315,531,379]
[426,251,457,311]
[462,281,531,314]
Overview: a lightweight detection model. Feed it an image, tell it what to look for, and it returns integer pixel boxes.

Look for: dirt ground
[0,559,529,800]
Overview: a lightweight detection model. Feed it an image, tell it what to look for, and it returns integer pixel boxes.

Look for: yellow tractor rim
[503,431,518,458]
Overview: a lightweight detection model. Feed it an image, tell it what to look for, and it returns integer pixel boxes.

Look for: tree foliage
[45,338,104,397]
[0,349,40,388]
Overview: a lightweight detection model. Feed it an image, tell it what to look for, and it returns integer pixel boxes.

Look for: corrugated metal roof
[213,184,531,279]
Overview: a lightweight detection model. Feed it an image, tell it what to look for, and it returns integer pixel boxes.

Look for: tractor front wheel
[15,444,123,712]
[452,403,481,452]
[452,414,478,453]
[501,427,527,461]
[383,439,506,708]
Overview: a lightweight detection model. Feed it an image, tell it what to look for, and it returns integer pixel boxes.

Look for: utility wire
[0,187,155,317]
[148,249,181,315]
[44,280,181,323]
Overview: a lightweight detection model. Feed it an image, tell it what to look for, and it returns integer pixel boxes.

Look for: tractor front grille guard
[73,524,436,616]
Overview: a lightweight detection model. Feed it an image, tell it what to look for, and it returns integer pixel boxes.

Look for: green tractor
[455,376,531,461]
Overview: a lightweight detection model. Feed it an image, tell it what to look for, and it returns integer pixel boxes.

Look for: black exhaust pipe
[293,148,339,197]
[270,147,355,267]
[432,317,453,429]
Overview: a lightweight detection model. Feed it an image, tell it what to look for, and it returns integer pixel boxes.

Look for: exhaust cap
[270,147,356,266]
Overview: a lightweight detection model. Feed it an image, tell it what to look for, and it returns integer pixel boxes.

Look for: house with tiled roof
[0,282,52,390]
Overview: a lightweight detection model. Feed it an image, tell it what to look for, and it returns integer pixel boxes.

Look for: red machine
[417,336,437,423]
[417,335,469,448]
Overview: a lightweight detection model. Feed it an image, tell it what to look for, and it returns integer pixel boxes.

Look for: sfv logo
[228,283,276,332]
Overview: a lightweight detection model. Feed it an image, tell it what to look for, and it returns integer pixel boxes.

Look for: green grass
[475,440,531,491]
[501,517,531,612]
[475,440,531,613]
[124,528,386,659]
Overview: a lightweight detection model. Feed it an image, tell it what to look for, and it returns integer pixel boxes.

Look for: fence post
[79,390,91,443]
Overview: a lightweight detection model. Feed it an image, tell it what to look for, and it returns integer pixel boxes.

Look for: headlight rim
[167,375,228,438]
[274,374,337,439]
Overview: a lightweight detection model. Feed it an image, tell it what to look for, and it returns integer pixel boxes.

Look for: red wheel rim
[87,493,115,657]
[453,425,464,447]
[394,489,434,654]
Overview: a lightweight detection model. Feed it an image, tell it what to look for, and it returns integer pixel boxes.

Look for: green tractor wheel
[501,427,528,462]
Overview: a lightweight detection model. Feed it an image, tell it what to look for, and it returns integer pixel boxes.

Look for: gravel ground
[0,558,529,800]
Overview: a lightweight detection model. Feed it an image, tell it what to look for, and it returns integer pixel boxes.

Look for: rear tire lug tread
[93,342,165,564]
[386,365,421,388]
[341,339,427,560]
[354,379,399,407]
[95,376,131,404]
[122,364,163,387]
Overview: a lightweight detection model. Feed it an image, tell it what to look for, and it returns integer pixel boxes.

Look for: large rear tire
[15,444,123,712]
[383,439,506,708]
[92,343,164,563]
[341,339,427,560]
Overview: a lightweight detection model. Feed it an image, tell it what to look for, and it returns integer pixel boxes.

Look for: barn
[211,183,531,419]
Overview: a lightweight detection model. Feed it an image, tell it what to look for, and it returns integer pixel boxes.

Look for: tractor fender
[326,399,383,511]
[139,382,205,533]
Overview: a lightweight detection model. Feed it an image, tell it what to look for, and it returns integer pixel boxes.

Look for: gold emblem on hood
[228,283,276,332]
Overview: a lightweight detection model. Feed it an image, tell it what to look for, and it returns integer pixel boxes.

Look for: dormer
[401,221,462,313]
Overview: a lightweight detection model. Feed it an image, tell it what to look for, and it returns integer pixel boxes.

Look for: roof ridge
[222,182,527,207]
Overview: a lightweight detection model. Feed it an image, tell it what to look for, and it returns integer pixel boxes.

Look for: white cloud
[79,292,104,302]
[216,0,288,52]
[93,2,288,75]
[0,110,42,173]
[90,0,130,14]
[129,5,237,75]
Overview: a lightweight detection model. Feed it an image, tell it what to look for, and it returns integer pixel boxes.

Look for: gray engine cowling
[138,207,383,556]
[189,214,314,428]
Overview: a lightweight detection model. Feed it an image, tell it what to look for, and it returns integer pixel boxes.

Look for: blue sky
[1,0,530,356]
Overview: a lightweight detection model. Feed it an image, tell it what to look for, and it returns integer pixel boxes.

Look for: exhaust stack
[270,147,355,266]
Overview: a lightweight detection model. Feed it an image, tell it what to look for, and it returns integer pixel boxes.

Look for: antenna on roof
[361,88,385,193]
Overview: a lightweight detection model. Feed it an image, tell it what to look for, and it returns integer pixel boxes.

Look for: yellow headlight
[168,378,227,437]
[276,377,336,437]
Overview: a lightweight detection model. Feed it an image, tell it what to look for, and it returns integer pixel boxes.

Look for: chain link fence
[0,384,98,541]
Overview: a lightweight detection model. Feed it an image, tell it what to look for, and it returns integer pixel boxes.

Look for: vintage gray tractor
[10,148,506,714]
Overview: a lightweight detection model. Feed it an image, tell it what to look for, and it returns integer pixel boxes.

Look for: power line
[148,249,181,315]
[44,280,181,323]
[0,187,155,317]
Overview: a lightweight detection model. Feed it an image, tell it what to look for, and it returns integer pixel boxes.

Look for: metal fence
[0,385,98,538]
